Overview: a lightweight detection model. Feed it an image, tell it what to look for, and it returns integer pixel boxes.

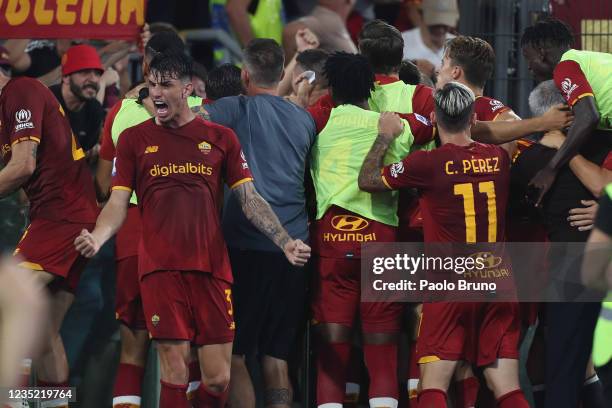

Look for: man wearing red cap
[0,43,99,408]
[49,44,106,155]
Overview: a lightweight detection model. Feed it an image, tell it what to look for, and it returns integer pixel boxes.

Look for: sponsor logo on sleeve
[490,99,505,112]
[390,162,404,178]
[14,109,34,132]
[561,77,578,100]
[414,113,431,126]
[240,150,249,170]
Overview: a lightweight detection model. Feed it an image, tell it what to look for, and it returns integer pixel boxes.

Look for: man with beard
[50,44,106,155]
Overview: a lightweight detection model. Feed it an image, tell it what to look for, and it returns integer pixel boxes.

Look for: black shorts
[229,248,308,360]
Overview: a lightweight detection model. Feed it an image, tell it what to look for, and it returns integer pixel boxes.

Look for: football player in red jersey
[74,51,310,408]
[0,59,98,406]
[359,82,529,408]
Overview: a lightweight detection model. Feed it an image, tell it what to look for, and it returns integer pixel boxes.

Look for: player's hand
[283,239,311,267]
[296,28,319,52]
[74,229,100,258]
[378,112,404,142]
[293,72,316,108]
[539,103,574,131]
[528,165,558,207]
[568,200,598,231]
[539,130,566,150]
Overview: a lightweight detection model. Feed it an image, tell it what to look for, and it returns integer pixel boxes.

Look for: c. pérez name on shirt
[444,157,500,175]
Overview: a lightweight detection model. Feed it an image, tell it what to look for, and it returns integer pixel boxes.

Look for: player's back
[418,142,510,243]
[0,77,97,223]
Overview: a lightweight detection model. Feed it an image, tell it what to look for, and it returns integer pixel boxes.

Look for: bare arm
[277,28,320,96]
[74,189,131,257]
[95,158,114,202]
[472,104,573,144]
[282,21,307,62]
[581,227,612,291]
[495,109,521,158]
[233,181,310,266]
[191,104,211,121]
[567,156,612,198]
[0,141,37,198]
[226,0,256,47]
[358,112,404,192]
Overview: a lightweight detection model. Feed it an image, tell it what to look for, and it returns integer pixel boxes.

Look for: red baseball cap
[61,44,103,76]
[0,46,11,68]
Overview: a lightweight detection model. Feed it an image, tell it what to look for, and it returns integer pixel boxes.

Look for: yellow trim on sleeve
[112,186,133,192]
[570,92,595,106]
[230,177,253,189]
[17,261,44,271]
[381,174,393,190]
[11,136,40,146]
[418,355,441,364]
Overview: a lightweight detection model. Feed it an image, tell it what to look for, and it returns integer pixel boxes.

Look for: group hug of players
[1,14,610,408]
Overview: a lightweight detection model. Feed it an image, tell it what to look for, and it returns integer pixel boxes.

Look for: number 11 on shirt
[453,181,497,243]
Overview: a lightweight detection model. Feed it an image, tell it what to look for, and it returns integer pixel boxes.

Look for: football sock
[496,389,529,408]
[454,376,479,408]
[364,343,399,402]
[581,375,606,408]
[37,380,69,408]
[159,381,189,408]
[192,383,228,408]
[418,389,447,408]
[112,363,144,407]
[186,360,202,402]
[317,342,351,404]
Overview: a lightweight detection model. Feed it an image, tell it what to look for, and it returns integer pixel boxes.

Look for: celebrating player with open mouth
[74,50,310,408]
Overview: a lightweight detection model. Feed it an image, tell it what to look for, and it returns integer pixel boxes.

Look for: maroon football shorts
[416,302,520,367]
[311,256,402,333]
[140,270,235,346]
[115,255,146,330]
[14,218,94,293]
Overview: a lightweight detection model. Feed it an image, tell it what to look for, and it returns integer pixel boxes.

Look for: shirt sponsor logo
[198,141,211,155]
[144,145,159,154]
[462,251,510,280]
[323,215,377,243]
[490,99,505,112]
[14,109,34,132]
[561,77,578,100]
[390,162,404,178]
[149,162,213,177]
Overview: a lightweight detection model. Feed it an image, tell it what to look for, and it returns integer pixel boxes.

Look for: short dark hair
[149,51,193,83]
[296,49,329,88]
[205,64,244,100]
[145,31,185,58]
[398,60,422,85]
[434,82,475,133]
[243,39,284,87]
[445,36,495,89]
[520,16,574,49]
[358,19,404,75]
[324,52,374,106]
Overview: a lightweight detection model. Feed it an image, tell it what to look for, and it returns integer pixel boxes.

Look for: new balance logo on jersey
[144,145,159,154]
[561,77,578,100]
[14,109,34,132]
[1,143,10,158]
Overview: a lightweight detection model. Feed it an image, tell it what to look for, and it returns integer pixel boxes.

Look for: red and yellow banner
[0,0,146,40]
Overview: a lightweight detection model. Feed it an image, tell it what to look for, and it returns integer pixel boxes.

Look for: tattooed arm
[0,140,37,198]
[358,112,404,192]
[233,181,311,266]
[191,104,211,121]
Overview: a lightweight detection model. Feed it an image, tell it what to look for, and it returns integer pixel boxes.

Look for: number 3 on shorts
[224,288,234,316]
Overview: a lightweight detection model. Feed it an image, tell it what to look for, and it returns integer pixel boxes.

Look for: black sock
[532,384,545,408]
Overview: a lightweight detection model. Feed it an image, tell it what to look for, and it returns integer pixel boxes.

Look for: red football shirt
[111,117,252,282]
[98,99,122,161]
[0,77,98,223]
[553,60,594,107]
[474,96,512,122]
[382,142,511,243]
